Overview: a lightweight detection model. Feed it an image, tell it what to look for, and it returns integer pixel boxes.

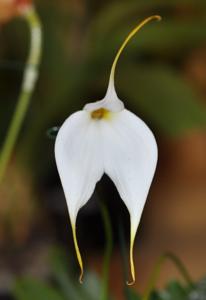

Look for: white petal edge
[100,109,158,284]
[55,111,104,282]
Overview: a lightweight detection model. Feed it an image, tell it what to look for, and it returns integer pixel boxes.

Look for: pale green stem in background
[0,6,42,182]
[142,252,194,300]
[99,201,113,300]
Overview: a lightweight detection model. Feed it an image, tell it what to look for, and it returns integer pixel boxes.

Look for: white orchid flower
[55,15,160,285]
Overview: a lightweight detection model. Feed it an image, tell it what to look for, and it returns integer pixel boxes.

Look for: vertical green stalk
[142,252,194,300]
[99,201,113,300]
[118,221,132,300]
[0,6,42,182]
[118,221,129,282]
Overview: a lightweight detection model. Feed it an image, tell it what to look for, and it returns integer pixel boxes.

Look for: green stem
[0,6,42,182]
[142,252,194,300]
[118,221,132,300]
[99,201,113,300]
[118,221,129,282]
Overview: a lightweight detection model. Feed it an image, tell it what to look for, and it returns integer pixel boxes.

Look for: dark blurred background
[0,0,206,299]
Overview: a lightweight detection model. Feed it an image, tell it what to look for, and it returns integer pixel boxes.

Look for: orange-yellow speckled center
[91,108,110,120]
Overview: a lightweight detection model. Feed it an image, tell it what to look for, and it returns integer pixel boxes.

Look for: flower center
[91,108,110,120]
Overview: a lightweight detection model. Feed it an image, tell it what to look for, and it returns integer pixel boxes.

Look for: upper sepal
[84,78,124,112]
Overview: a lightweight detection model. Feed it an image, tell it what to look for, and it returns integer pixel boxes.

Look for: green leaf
[188,277,206,300]
[90,1,206,60]
[50,248,86,300]
[149,291,162,300]
[50,247,102,300]
[118,65,206,135]
[13,278,65,300]
[125,287,141,300]
[91,0,206,42]
[159,281,188,300]
[115,19,206,55]
[82,272,103,300]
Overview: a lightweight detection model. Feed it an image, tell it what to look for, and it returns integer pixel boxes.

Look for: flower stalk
[99,200,113,300]
[0,6,42,182]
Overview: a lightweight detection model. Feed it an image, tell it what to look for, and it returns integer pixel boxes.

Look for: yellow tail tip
[126,279,135,286]
[127,222,136,286]
[153,15,162,21]
[109,14,162,86]
[79,270,84,284]
[127,256,135,286]
[71,223,84,284]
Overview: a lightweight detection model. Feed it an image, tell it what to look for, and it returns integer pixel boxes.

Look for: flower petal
[101,109,158,284]
[55,111,104,282]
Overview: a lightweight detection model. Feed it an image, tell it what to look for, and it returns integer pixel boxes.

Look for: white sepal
[84,77,124,113]
[101,109,158,284]
[55,111,104,222]
[55,111,104,282]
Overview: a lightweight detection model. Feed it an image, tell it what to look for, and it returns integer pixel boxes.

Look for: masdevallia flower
[55,15,160,285]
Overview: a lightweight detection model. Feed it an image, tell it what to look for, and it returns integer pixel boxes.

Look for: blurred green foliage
[0,0,206,178]
[12,247,206,300]
[13,248,105,300]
